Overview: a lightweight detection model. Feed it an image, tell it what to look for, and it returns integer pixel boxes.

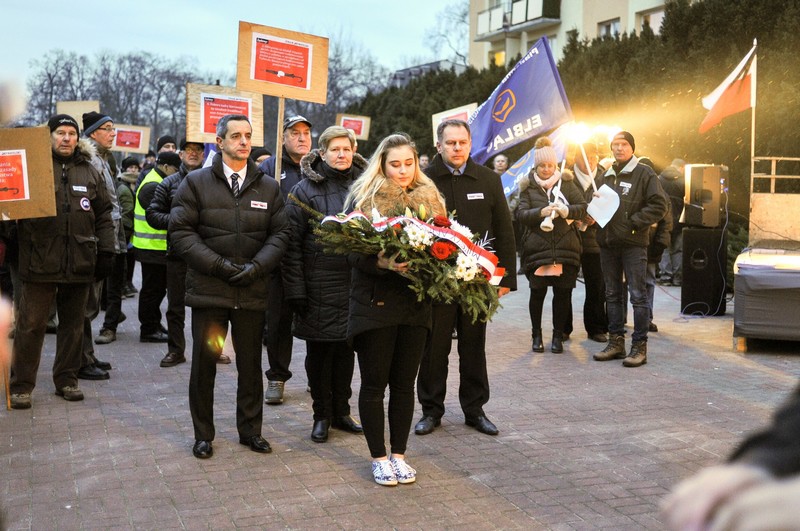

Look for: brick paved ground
[2,276,799,530]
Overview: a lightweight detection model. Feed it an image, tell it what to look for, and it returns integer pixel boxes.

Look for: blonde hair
[347,133,438,213]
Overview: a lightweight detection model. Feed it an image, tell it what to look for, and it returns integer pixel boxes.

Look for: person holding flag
[517,137,586,354]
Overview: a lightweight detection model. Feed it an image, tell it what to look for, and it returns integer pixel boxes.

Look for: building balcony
[475,0,561,42]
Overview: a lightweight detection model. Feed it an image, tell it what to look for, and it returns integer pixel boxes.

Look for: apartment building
[470,0,668,68]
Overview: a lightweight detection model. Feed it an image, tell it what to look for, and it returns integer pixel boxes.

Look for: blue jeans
[601,246,649,342]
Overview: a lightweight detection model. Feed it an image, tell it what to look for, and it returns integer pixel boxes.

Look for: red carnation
[430,241,457,260]
[432,215,452,228]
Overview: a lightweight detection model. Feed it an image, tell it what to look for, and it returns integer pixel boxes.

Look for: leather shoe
[239,434,272,453]
[160,352,186,367]
[77,364,109,380]
[465,415,499,436]
[192,440,213,459]
[217,354,232,364]
[140,331,169,343]
[414,415,441,435]
[311,419,330,442]
[94,359,112,371]
[332,415,363,433]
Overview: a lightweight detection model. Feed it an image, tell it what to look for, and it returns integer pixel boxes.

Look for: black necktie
[230,173,240,197]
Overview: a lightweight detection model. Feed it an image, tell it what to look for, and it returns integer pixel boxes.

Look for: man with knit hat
[9,114,115,409]
[593,131,667,367]
[80,111,127,380]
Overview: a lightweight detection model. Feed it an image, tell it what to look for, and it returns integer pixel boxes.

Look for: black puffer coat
[169,153,290,310]
[283,150,367,341]
[17,142,115,283]
[517,170,587,275]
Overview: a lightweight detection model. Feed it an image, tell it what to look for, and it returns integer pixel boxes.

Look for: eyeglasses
[97,126,115,132]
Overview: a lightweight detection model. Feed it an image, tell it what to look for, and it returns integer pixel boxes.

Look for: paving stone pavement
[2,277,799,530]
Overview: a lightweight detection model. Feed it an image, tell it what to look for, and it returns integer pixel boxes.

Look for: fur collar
[300,149,368,183]
[370,179,447,218]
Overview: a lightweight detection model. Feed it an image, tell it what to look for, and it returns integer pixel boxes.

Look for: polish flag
[699,43,757,134]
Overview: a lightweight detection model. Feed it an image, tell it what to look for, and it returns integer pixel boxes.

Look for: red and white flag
[699,43,757,134]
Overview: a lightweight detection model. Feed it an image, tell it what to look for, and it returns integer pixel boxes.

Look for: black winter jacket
[284,150,367,341]
[659,165,685,232]
[596,156,668,249]
[169,154,290,311]
[426,154,517,290]
[517,171,587,275]
[17,144,115,283]
[146,164,191,259]
[259,152,303,200]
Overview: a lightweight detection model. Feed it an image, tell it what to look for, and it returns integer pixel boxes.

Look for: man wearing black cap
[258,115,312,405]
[81,111,127,380]
[593,131,667,368]
[9,114,115,409]
[132,150,181,344]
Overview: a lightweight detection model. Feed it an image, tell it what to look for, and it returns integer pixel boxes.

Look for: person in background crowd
[418,153,429,170]
[258,115,312,405]
[146,138,214,368]
[170,114,290,459]
[133,151,181,344]
[346,132,447,486]
[250,147,272,165]
[140,149,157,175]
[663,382,800,530]
[120,157,140,298]
[80,111,125,381]
[415,119,517,437]
[492,153,509,175]
[137,135,177,187]
[566,142,608,343]
[592,132,667,368]
[644,193,672,332]
[284,126,367,443]
[9,114,114,409]
[658,158,686,286]
[517,137,586,354]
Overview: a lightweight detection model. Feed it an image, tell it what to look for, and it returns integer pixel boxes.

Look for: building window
[598,18,620,38]
[641,9,665,34]
[493,50,506,66]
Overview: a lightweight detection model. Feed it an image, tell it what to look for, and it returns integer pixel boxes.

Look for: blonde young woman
[345,133,446,486]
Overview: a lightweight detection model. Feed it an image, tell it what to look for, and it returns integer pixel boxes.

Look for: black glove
[229,262,260,287]
[214,257,243,280]
[94,252,115,281]
[287,298,308,315]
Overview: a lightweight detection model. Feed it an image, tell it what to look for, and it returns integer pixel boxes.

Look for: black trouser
[581,252,607,335]
[101,252,127,331]
[166,258,187,355]
[138,261,167,335]
[189,307,265,441]
[354,325,426,459]
[529,285,573,332]
[11,281,90,393]
[82,280,104,368]
[305,340,355,421]
[264,272,294,382]
[417,303,490,421]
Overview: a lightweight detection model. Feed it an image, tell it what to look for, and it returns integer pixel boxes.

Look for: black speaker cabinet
[683,164,726,228]
[681,228,727,316]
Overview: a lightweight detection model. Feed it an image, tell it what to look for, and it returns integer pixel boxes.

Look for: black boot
[551,330,563,353]
[531,329,544,352]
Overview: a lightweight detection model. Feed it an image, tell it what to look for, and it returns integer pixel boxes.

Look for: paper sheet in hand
[586,184,620,228]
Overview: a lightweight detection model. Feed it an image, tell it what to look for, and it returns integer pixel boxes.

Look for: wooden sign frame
[431,103,478,145]
[236,21,329,104]
[0,127,56,220]
[55,101,100,127]
[336,114,371,141]
[185,83,264,145]
[112,124,151,154]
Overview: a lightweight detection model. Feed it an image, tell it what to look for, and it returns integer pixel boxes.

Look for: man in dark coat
[9,114,115,409]
[414,119,517,437]
[658,158,686,286]
[170,114,290,459]
[258,115,312,405]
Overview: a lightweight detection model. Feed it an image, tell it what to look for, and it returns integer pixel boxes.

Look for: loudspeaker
[681,228,727,316]
[683,164,725,228]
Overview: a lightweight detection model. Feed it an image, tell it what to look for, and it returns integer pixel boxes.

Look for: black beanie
[48,114,80,134]
[611,131,635,152]
[82,111,113,136]
[157,135,177,151]
[121,156,140,171]
[156,151,181,169]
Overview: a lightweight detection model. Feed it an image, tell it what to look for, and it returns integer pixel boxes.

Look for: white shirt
[222,162,247,189]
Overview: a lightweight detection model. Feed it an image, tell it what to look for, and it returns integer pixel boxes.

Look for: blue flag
[468,37,572,165]
[500,123,571,198]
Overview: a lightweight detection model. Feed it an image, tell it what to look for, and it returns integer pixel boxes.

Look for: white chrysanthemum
[449,220,473,240]
[455,252,479,281]
[403,224,434,249]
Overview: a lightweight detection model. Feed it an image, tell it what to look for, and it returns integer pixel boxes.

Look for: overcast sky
[2,0,445,88]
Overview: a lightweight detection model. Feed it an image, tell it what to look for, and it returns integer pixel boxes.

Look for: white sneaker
[371,459,398,486]
[390,455,416,484]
